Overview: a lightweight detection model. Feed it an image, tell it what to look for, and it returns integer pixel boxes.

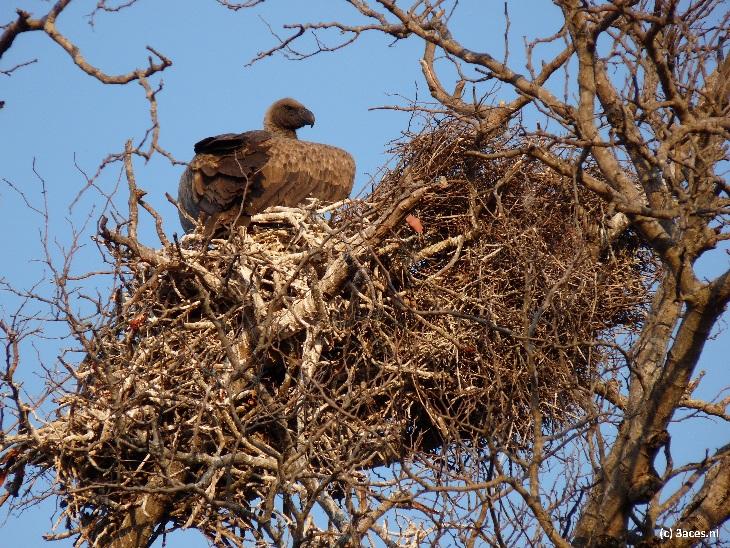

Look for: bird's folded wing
[188,137,272,210]
[193,130,271,154]
[251,139,355,212]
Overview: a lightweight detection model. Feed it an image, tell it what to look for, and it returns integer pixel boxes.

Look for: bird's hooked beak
[303,108,315,127]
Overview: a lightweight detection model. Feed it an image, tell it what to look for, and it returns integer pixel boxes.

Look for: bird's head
[264,98,315,137]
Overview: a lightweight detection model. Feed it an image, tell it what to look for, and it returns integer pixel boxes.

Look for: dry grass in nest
[4,118,653,543]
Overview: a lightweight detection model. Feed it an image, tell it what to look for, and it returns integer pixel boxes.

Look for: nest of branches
[3,118,653,544]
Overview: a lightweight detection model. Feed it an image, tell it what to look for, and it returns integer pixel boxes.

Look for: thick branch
[1,1,171,83]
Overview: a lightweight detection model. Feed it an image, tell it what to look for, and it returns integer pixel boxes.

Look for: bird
[177,98,355,234]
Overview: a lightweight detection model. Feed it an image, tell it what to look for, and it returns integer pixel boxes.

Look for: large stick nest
[4,119,652,544]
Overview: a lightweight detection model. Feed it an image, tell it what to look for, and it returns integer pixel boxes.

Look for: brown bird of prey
[177,98,355,233]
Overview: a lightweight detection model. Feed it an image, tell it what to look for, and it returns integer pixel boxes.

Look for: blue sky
[1,1,728,546]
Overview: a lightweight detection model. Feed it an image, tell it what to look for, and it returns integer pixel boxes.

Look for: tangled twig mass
[3,120,652,545]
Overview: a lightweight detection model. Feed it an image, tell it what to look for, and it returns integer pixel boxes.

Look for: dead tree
[2,1,729,547]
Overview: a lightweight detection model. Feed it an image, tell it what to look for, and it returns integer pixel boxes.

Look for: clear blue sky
[1,1,727,546]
